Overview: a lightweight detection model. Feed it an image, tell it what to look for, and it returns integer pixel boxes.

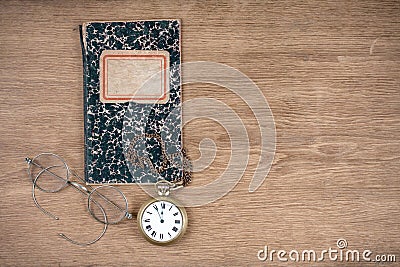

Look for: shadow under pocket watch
[137,180,188,245]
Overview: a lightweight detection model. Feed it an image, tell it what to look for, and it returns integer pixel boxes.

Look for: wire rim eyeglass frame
[26,152,133,246]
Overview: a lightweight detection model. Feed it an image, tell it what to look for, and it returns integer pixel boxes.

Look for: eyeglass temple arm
[27,158,76,220]
[32,171,59,220]
[58,199,108,246]
[32,173,107,246]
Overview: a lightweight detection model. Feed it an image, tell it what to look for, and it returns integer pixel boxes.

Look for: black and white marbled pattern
[81,20,181,183]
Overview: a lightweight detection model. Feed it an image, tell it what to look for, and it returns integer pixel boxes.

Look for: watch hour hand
[153,204,163,222]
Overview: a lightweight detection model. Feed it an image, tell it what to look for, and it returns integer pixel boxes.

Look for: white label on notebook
[100,50,170,104]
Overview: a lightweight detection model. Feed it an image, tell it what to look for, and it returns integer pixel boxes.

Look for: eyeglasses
[26,152,133,246]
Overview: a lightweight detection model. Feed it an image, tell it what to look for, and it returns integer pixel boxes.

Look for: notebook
[80,20,186,184]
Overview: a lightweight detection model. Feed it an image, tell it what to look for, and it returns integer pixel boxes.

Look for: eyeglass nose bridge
[69,181,91,194]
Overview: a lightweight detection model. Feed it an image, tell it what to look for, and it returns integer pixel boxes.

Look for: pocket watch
[137,180,188,245]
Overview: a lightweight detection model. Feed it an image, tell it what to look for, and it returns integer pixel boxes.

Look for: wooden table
[1,1,399,266]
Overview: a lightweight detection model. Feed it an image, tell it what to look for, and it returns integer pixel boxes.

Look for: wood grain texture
[0,0,399,266]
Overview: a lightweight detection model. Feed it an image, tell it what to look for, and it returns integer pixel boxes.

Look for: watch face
[138,198,187,245]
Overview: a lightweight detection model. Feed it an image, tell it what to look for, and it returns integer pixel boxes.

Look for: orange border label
[100,50,170,104]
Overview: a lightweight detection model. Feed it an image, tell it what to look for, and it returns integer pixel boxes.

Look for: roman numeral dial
[138,199,187,245]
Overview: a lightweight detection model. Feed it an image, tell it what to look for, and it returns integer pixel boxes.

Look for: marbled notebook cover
[80,20,182,184]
